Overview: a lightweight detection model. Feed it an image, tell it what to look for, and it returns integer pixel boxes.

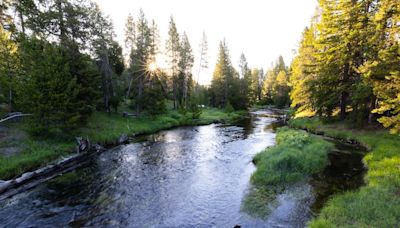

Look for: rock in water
[119,134,129,144]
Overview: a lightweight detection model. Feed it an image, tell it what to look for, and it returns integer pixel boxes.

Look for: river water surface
[0,110,365,227]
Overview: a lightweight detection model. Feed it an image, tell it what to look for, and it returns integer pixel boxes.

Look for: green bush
[225,101,234,113]
[189,100,202,119]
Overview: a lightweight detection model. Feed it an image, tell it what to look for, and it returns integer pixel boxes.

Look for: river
[0,110,365,227]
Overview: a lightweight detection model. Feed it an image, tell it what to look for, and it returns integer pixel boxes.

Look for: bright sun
[148,61,157,72]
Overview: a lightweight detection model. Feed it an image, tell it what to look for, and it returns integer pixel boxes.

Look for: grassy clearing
[0,108,243,180]
[289,118,400,227]
[251,127,333,188]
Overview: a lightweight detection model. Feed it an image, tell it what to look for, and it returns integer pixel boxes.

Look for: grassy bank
[79,108,245,144]
[251,127,333,189]
[290,118,400,227]
[0,108,244,180]
[244,128,333,218]
[0,138,74,181]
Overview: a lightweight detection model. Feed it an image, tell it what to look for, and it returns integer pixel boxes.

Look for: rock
[0,180,12,193]
[119,134,129,144]
[76,137,90,153]
[15,171,35,184]
[35,166,49,175]
[94,144,104,152]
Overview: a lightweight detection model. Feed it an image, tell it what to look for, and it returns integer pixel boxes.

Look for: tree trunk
[56,0,66,43]
[126,74,133,99]
[136,72,143,115]
[340,91,348,120]
[100,53,113,112]
[224,76,228,107]
[368,96,377,124]
[340,63,350,120]
[18,9,25,35]
[173,80,177,109]
[183,73,188,108]
[8,73,12,112]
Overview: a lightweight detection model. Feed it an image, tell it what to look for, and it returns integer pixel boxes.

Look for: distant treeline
[0,0,290,138]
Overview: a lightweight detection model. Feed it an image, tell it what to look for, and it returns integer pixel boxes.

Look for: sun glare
[148,61,157,72]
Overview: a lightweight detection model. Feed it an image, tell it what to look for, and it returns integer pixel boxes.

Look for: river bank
[289,118,400,227]
[0,109,281,227]
[0,108,245,181]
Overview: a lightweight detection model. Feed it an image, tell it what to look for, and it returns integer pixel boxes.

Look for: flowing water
[0,110,366,227]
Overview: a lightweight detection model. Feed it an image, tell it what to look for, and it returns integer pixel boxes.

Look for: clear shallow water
[0,110,365,228]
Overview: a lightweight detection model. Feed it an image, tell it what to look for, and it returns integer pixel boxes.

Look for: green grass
[289,117,400,227]
[0,107,243,180]
[79,108,244,144]
[0,139,73,180]
[251,127,333,187]
[244,128,333,218]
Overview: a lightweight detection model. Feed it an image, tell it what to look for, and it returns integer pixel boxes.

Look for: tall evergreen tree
[211,39,237,108]
[129,9,151,114]
[165,16,181,109]
[16,38,98,135]
[178,32,194,108]
[89,4,116,112]
[360,0,400,132]
[0,24,18,111]
[197,31,208,86]
[238,53,251,108]
[290,25,318,115]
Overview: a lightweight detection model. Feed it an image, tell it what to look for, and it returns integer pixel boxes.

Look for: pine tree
[249,68,260,105]
[360,0,400,133]
[148,19,160,62]
[273,70,290,108]
[238,53,251,108]
[262,69,276,104]
[0,24,18,111]
[290,25,318,115]
[178,32,194,108]
[257,68,264,101]
[124,14,135,99]
[165,16,180,109]
[16,38,97,135]
[211,39,236,108]
[262,57,288,105]
[89,4,116,112]
[196,31,208,87]
[129,9,151,114]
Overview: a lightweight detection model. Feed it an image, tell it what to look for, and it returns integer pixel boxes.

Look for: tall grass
[0,139,73,180]
[252,127,333,187]
[245,128,333,218]
[289,117,400,227]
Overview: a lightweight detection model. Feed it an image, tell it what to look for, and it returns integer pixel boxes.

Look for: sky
[94,0,318,85]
